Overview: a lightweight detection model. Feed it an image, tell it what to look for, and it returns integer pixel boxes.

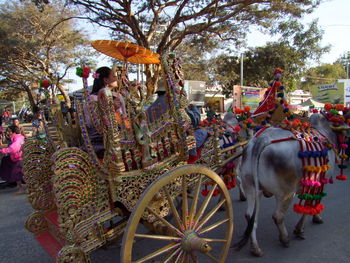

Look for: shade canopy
[91,40,160,64]
[299,98,325,108]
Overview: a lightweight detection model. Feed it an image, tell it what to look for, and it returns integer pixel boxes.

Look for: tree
[210,18,329,96]
[31,0,321,96]
[301,63,346,90]
[0,0,94,109]
[336,51,350,79]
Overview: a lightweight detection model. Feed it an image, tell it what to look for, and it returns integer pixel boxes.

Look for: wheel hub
[181,231,212,253]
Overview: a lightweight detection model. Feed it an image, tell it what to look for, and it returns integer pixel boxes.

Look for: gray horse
[235,113,337,256]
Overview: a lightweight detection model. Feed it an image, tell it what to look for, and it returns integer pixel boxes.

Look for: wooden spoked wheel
[121,165,233,263]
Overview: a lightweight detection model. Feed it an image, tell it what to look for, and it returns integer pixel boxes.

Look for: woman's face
[103,70,117,86]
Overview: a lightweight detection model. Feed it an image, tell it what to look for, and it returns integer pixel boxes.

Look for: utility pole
[240,53,244,87]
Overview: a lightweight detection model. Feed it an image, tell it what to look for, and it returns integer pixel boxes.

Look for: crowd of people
[0,106,44,194]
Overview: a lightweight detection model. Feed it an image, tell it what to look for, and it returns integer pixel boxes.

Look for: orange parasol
[91,40,160,64]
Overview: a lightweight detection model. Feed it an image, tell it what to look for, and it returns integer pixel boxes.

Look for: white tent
[298,98,325,109]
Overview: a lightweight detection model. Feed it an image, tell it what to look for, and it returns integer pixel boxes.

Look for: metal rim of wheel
[121,164,234,263]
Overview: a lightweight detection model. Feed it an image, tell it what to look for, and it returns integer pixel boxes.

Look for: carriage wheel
[121,164,233,263]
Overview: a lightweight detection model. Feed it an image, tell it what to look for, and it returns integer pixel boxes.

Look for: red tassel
[329,176,334,184]
[213,189,221,197]
[336,174,347,181]
[187,154,197,164]
[201,189,209,196]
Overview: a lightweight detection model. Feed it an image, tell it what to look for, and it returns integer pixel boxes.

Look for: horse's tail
[233,142,263,250]
[233,198,257,250]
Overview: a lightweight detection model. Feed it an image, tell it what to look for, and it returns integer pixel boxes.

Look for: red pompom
[273,68,282,74]
[234,125,241,132]
[244,106,251,113]
[335,104,344,111]
[312,109,318,113]
[201,189,209,196]
[41,79,50,89]
[213,189,221,197]
[324,103,333,111]
[247,118,253,124]
[234,108,242,114]
[82,66,91,78]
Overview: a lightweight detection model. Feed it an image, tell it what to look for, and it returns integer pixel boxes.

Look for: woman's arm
[0,143,15,154]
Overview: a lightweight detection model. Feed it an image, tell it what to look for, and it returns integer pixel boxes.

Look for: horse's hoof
[279,236,290,247]
[312,215,324,224]
[250,247,264,257]
[293,229,306,240]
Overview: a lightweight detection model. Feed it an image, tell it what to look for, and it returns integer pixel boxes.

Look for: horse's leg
[236,175,247,201]
[294,214,308,239]
[243,184,263,256]
[312,213,324,224]
[272,195,294,247]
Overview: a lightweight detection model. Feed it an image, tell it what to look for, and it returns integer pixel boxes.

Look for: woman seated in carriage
[84,66,129,158]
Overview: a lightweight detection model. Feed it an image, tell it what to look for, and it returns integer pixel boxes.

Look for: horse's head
[310,112,349,145]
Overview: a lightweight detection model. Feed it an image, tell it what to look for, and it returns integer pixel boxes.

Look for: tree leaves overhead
[0,0,94,108]
[64,0,321,56]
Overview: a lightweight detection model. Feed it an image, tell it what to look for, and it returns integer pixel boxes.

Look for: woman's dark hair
[91,67,112,95]
[7,125,20,134]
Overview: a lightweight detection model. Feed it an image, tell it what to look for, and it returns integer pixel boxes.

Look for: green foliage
[301,63,347,90]
[210,18,329,96]
[0,0,94,107]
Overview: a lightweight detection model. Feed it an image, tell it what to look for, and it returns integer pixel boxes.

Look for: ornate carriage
[23,44,245,263]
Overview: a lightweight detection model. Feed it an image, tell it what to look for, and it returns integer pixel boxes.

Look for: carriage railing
[49,98,81,148]
[96,86,185,176]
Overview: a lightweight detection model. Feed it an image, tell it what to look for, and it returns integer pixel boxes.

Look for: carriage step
[45,211,59,228]
[43,211,65,246]
[35,231,63,260]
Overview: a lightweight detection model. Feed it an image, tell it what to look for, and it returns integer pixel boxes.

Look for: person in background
[0,115,4,143]
[187,103,208,163]
[2,108,11,125]
[0,126,25,194]
[12,118,26,138]
[31,106,46,140]
[146,80,169,122]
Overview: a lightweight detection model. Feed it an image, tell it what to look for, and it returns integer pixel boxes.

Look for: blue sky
[66,0,350,91]
[245,0,350,64]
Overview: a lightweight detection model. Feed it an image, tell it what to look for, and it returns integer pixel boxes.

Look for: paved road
[0,167,350,263]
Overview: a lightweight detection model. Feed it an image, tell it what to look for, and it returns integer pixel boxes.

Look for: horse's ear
[319,110,327,119]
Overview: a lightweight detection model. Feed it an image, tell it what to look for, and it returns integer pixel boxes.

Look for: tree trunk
[56,83,71,108]
[145,64,161,98]
[23,85,37,110]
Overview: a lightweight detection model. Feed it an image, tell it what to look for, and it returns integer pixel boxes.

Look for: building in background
[288,89,312,106]
[205,84,225,112]
[338,79,350,107]
[184,80,206,108]
[184,81,225,112]
[232,85,266,111]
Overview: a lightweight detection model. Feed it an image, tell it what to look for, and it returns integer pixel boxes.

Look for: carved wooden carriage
[23,51,244,263]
